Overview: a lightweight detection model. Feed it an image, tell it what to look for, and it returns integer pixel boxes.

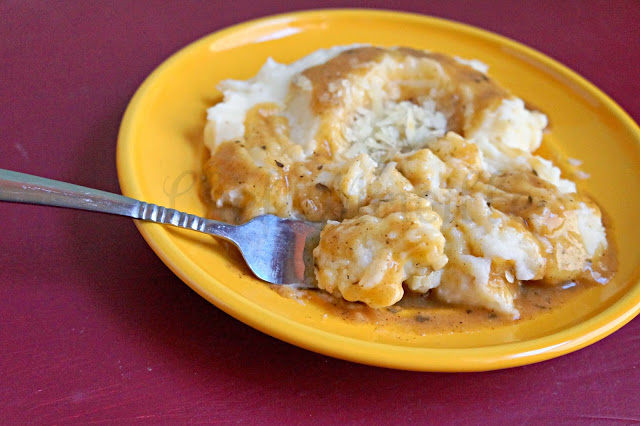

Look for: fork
[0,169,323,286]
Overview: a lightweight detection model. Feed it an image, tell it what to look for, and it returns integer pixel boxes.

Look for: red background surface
[1,1,639,423]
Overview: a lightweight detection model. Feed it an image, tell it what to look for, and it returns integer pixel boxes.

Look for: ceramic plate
[117,10,640,371]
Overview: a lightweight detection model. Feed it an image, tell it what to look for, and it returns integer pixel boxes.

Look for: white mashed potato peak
[207,45,363,147]
[203,46,611,318]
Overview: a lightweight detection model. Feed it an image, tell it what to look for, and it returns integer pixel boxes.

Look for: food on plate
[202,45,614,319]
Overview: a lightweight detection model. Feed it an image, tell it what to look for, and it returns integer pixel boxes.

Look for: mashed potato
[203,46,611,318]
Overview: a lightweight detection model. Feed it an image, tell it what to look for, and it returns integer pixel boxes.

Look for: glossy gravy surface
[202,46,616,332]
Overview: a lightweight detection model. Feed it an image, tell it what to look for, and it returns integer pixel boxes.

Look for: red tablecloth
[2,1,639,423]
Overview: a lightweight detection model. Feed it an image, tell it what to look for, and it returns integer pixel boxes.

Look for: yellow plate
[117,9,640,371]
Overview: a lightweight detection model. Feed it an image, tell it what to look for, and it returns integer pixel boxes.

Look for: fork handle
[0,169,237,240]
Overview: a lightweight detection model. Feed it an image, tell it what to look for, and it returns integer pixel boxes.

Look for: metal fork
[0,169,323,286]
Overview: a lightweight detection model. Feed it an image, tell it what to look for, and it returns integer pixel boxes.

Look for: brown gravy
[302,46,510,155]
[269,238,616,333]
[200,46,617,333]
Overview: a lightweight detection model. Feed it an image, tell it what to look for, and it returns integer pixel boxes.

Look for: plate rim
[116,8,640,372]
